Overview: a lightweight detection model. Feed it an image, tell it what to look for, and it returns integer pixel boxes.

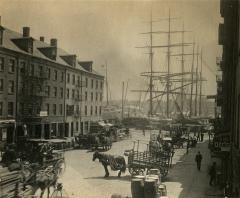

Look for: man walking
[195,151,203,171]
[209,162,217,186]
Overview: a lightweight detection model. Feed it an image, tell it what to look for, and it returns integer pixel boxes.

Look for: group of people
[195,151,232,198]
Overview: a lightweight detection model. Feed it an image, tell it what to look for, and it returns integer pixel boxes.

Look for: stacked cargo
[0,167,23,198]
[131,169,168,198]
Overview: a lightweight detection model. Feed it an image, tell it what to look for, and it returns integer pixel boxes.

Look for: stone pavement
[164,138,224,198]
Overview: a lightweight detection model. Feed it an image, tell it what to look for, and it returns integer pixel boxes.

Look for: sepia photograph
[0,0,237,197]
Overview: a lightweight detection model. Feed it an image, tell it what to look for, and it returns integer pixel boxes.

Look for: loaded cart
[127,140,173,178]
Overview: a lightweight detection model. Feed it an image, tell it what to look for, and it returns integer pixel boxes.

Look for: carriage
[75,133,112,151]
[127,141,173,178]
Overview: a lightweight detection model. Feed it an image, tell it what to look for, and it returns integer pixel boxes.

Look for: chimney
[40,36,44,42]
[23,27,30,37]
[50,38,57,47]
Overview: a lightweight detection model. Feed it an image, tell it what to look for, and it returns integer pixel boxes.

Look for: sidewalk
[164,139,224,198]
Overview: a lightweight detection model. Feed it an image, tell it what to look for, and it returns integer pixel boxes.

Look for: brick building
[0,24,104,144]
[218,0,240,195]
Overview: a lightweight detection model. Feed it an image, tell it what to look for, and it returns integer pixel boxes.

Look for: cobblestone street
[59,129,220,198]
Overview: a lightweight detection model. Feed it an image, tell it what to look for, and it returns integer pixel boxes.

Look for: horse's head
[92,151,99,161]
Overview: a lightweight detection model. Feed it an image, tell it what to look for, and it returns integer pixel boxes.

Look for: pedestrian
[195,151,203,171]
[197,131,200,142]
[209,162,217,186]
[201,132,204,142]
[224,182,232,198]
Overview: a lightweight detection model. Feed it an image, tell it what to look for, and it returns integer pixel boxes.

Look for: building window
[91,92,93,101]
[85,91,88,101]
[72,89,75,99]
[60,87,63,98]
[85,77,88,88]
[77,90,80,100]
[67,88,69,99]
[0,57,4,71]
[99,106,102,115]
[59,104,63,115]
[38,65,43,77]
[0,102,2,116]
[54,87,57,97]
[95,106,98,115]
[76,105,80,115]
[100,93,103,101]
[8,102,14,116]
[96,93,98,101]
[90,106,93,115]
[46,104,50,115]
[72,74,75,85]
[0,79,3,91]
[54,70,58,81]
[91,79,94,89]
[8,80,14,94]
[8,59,15,73]
[96,80,98,89]
[46,86,50,97]
[30,64,34,76]
[53,104,57,115]
[67,73,70,83]
[100,81,103,89]
[85,105,87,116]
[20,61,26,73]
[66,105,74,116]
[76,122,79,132]
[61,72,64,82]
[47,68,51,79]
[77,76,80,86]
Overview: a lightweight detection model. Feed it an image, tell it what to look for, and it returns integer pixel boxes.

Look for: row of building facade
[217,0,240,196]
[0,24,104,143]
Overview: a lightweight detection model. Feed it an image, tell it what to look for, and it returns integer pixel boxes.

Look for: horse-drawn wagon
[75,133,112,151]
[127,141,173,178]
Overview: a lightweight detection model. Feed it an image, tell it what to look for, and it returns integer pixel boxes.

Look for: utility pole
[194,45,199,116]
[190,42,195,117]
[121,81,124,120]
[199,49,203,116]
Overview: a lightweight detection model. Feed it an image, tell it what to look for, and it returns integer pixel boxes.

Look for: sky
[0,0,222,101]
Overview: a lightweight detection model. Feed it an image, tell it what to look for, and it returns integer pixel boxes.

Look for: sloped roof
[1,26,103,77]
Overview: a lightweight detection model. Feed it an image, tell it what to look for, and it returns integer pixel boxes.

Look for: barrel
[133,175,145,181]
[158,184,167,196]
[148,169,161,183]
[144,178,157,198]
[146,174,159,185]
[131,178,144,198]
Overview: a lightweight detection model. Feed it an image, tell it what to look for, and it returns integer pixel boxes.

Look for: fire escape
[18,63,47,123]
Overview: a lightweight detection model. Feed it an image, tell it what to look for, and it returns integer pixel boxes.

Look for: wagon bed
[128,150,171,177]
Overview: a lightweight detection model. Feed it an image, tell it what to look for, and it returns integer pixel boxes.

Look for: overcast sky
[0,0,222,101]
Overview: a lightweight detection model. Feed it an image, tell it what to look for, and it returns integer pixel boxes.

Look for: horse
[92,151,126,177]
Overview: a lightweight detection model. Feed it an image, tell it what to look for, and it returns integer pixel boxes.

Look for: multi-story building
[218,0,240,195]
[0,24,104,144]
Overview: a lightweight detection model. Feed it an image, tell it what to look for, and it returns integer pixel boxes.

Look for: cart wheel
[54,159,66,177]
